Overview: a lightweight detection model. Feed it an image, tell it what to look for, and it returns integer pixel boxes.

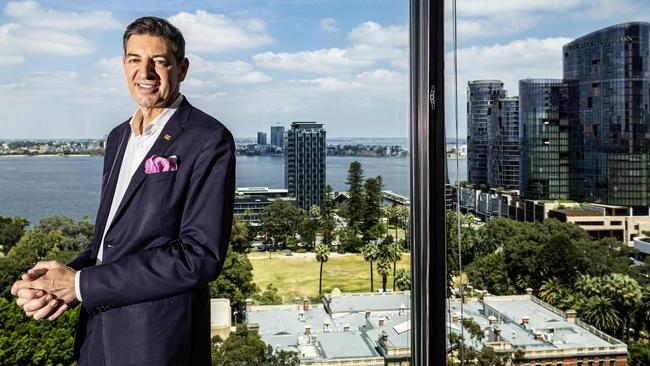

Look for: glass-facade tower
[467,80,506,187]
[487,96,520,190]
[285,122,326,209]
[271,125,284,148]
[564,22,650,210]
[519,79,571,200]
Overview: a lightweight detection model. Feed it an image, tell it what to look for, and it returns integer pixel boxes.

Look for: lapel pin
[164,134,172,141]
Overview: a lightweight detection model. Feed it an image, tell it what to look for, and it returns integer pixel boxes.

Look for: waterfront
[0,155,467,224]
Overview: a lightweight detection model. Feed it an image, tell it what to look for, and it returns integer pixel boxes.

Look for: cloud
[577,0,647,20]
[348,21,408,47]
[320,17,339,33]
[450,0,583,40]
[168,10,273,53]
[4,0,120,31]
[188,55,272,84]
[0,23,95,56]
[0,55,25,66]
[254,21,407,74]
[253,48,370,73]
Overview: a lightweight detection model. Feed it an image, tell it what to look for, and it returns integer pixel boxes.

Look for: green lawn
[248,252,411,303]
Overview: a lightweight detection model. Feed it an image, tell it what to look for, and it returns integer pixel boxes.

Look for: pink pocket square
[145,155,178,174]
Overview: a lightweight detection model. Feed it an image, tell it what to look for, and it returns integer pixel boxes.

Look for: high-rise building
[257,131,267,145]
[519,79,571,200]
[270,125,284,148]
[284,122,326,209]
[467,80,506,187]
[563,22,650,211]
[487,96,520,190]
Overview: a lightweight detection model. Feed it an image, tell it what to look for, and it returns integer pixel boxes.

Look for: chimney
[303,296,310,311]
[305,325,312,337]
[521,316,529,328]
[525,288,533,299]
[245,298,253,312]
[365,310,371,319]
[298,309,305,322]
[378,318,385,327]
[294,297,302,308]
[533,330,542,341]
[488,315,497,325]
[462,292,468,304]
[452,312,461,324]
[399,303,406,316]
[249,323,260,333]
[493,327,501,339]
[380,330,389,343]
[343,323,351,332]
[565,309,577,324]
[323,319,331,332]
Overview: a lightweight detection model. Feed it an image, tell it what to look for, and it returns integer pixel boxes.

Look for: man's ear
[177,57,189,82]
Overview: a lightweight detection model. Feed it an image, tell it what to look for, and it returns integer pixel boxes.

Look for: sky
[0,0,647,139]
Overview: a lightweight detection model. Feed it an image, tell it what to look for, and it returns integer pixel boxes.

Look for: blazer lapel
[104,99,191,236]
[92,122,130,258]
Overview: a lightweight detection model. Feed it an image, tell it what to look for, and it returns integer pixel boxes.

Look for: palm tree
[538,277,563,307]
[386,237,403,290]
[376,257,391,292]
[600,273,642,340]
[362,243,379,292]
[394,268,411,291]
[315,244,330,295]
[632,287,650,340]
[581,295,621,335]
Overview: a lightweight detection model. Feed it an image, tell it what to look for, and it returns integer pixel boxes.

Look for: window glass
[445,1,649,365]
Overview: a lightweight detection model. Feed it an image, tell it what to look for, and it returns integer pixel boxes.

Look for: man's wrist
[74,270,83,302]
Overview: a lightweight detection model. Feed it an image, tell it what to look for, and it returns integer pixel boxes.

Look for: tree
[383,205,400,239]
[315,244,330,295]
[628,341,650,366]
[338,226,362,253]
[599,273,642,340]
[0,216,29,253]
[465,252,514,296]
[581,295,621,335]
[385,236,403,290]
[341,161,365,231]
[361,176,384,241]
[209,250,258,316]
[362,243,379,292]
[299,206,318,250]
[537,234,583,287]
[230,215,249,252]
[259,200,303,248]
[35,215,94,252]
[0,296,79,365]
[376,257,391,292]
[319,185,337,247]
[394,268,411,291]
[538,277,566,307]
[211,325,299,366]
[254,283,283,305]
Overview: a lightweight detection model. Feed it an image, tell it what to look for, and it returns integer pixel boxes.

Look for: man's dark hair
[123,16,185,62]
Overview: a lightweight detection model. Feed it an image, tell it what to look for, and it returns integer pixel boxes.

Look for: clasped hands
[10,261,78,321]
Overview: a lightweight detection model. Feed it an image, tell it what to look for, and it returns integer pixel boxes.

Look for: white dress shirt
[75,94,183,302]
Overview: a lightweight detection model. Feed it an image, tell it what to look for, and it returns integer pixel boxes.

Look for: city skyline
[0,1,648,139]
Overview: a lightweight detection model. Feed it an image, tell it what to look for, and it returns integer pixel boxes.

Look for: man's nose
[138,59,157,79]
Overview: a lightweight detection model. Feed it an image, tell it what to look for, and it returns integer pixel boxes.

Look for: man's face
[123,34,188,109]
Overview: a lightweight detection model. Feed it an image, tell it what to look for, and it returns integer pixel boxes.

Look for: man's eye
[128,59,139,64]
[155,60,167,66]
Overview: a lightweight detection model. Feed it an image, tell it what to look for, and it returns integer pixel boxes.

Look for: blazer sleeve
[78,128,236,313]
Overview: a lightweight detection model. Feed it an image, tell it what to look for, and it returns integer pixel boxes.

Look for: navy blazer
[67,97,235,366]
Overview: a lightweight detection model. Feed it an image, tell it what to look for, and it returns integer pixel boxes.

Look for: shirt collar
[129,94,184,137]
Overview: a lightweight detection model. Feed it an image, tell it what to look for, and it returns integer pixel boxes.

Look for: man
[10,16,235,366]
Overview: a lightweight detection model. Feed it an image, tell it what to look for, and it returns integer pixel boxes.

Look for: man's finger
[48,303,69,321]
[25,268,48,279]
[16,288,45,300]
[33,299,62,320]
[22,295,54,313]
